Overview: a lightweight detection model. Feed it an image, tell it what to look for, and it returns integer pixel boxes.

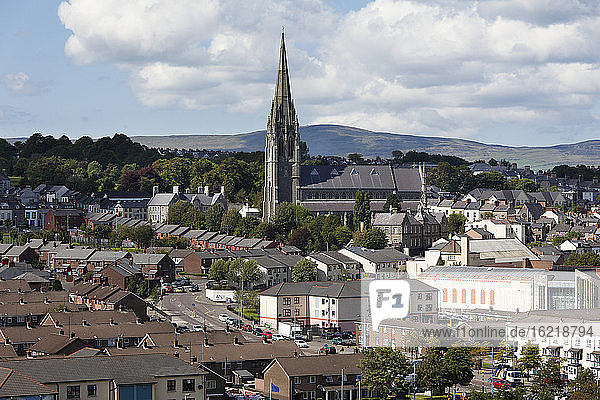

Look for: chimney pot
[173,185,179,194]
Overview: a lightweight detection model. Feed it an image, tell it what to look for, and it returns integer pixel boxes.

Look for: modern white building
[338,247,408,278]
[467,219,526,242]
[417,266,552,313]
[306,251,361,281]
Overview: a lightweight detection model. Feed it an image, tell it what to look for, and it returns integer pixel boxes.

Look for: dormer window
[310,168,319,176]
[330,169,339,177]
[370,168,378,175]
[351,169,359,176]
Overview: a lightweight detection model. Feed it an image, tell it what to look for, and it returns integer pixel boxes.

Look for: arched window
[443,288,448,302]
[461,289,467,303]
[452,289,457,303]
[471,289,476,304]
[289,139,294,159]
[480,290,485,304]
[490,290,495,306]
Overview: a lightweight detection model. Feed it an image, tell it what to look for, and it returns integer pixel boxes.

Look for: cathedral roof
[299,165,422,191]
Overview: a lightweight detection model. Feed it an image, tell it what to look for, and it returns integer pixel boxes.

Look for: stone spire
[263,31,301,222]
[271,31,296,126]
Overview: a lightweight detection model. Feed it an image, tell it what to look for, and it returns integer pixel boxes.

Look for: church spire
[273,31,293,118]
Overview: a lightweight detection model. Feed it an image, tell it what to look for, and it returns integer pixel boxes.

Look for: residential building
[338,247,408,278]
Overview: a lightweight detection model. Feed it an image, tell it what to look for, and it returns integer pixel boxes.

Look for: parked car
[189,284,200,292]
[218,314,229,322]
[242,324,253,332]
[272,334,285,341]
[252,327,264,336]
[294,339,309,348]
[176,325,190,333]
[341,331,355,339]
[192,325,204,332]
[163,285,173,294]
[321,331,335,340]
[262,331,273,339]
[174,286,185,293]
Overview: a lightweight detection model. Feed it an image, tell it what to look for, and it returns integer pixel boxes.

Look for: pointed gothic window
[350,168,359,176]
[370,168,378,175]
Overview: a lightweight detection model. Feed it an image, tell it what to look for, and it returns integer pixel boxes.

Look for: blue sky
[1,0,600,146]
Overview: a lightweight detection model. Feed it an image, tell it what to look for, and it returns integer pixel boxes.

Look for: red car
[242,324,252,332]
[163,285,173,293]
[262,331,273,339]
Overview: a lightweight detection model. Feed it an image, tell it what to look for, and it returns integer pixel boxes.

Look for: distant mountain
[132,124,600,169]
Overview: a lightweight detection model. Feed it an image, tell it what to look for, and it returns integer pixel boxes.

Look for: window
[471,289,476,304]
[87,385,97,397]
[481,290,485,304]
[309,376,316,383]
[283,298,291,305]
[425,293,432,300]
[452,289,457,303]
[283,309,291,317]
[294,297,300,304]
[461,289,467,303]
[490,290,495,306]
[417,305,422,311]
[443,288,448,302]
[303,391,316,400]
[417,293,422,300]
[183,379,196,392]
[167,380,176,392]
[67,385,80,399]
[294,309,300,316]
[207,380,217,389]
[294,377,301,384]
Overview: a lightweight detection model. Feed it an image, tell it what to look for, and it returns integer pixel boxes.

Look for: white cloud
[58,0,600,144]
[1,72,48,96]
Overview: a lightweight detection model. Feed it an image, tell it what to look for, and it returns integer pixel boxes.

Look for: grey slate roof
[261,281,363,298]
[0,354,204,385]
[300,165,404,189]
[343,247,408,263]
[0,367,56,397]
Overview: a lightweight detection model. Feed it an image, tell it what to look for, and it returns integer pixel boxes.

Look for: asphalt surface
[155,282,355,354]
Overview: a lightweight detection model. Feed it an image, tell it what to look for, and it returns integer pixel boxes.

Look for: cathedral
[263,33,424,223]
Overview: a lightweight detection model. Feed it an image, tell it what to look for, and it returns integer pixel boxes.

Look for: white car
[272,334,285,341]
[218,314,229,322]
[294,339,309,348]
[192,325,203,332]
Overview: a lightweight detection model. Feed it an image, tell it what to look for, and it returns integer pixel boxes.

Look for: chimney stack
[173,185,179,194]
[204,186,209,196]
[152,185,159,197]
[220,186,225,195]
[109,318,115,326]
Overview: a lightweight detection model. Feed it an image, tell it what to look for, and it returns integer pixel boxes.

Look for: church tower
[263,32,300,222]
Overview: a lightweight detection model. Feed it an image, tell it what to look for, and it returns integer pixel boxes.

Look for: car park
[294,339,309,348]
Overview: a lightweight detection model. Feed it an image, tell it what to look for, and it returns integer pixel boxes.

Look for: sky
[1,0,600,146]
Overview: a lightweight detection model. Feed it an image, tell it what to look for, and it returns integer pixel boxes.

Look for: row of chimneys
[152,185,226,197]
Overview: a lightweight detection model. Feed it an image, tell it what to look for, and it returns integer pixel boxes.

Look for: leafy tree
[448,213,466,235]
[427,162,476,194]
[383,194,401,212]
[570,368,600,400]
[417,348,451,395]
[272,203,311,237]
[476,172,508,190]
[470,386,527,400]
[49,279,63,291]
[292,259,317,282]
[234,217,260,237]
[220,209,241,235]
[228,258,261,288]
[289,227,311,252]
[251,222,277,240]
[530,357,565,400]
[132,225,154,248]
[353,190,371,230]
[209,259,228,282]
[321,214,343,251]
[299,141,310,162]
[333,226,353,248]
[516,346,542,379]
[443,347,474,389]
[347,153,364,164]
[360,347,410,398]
[353,228,387,249]
[507,178,540,192]
[482,211,495,220]
[565,251,600,266]
[205,203,225,231]
[127,275,150,298]
[92,224,111,239]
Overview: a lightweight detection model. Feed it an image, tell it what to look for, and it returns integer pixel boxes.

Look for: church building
[263,33,424,224]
